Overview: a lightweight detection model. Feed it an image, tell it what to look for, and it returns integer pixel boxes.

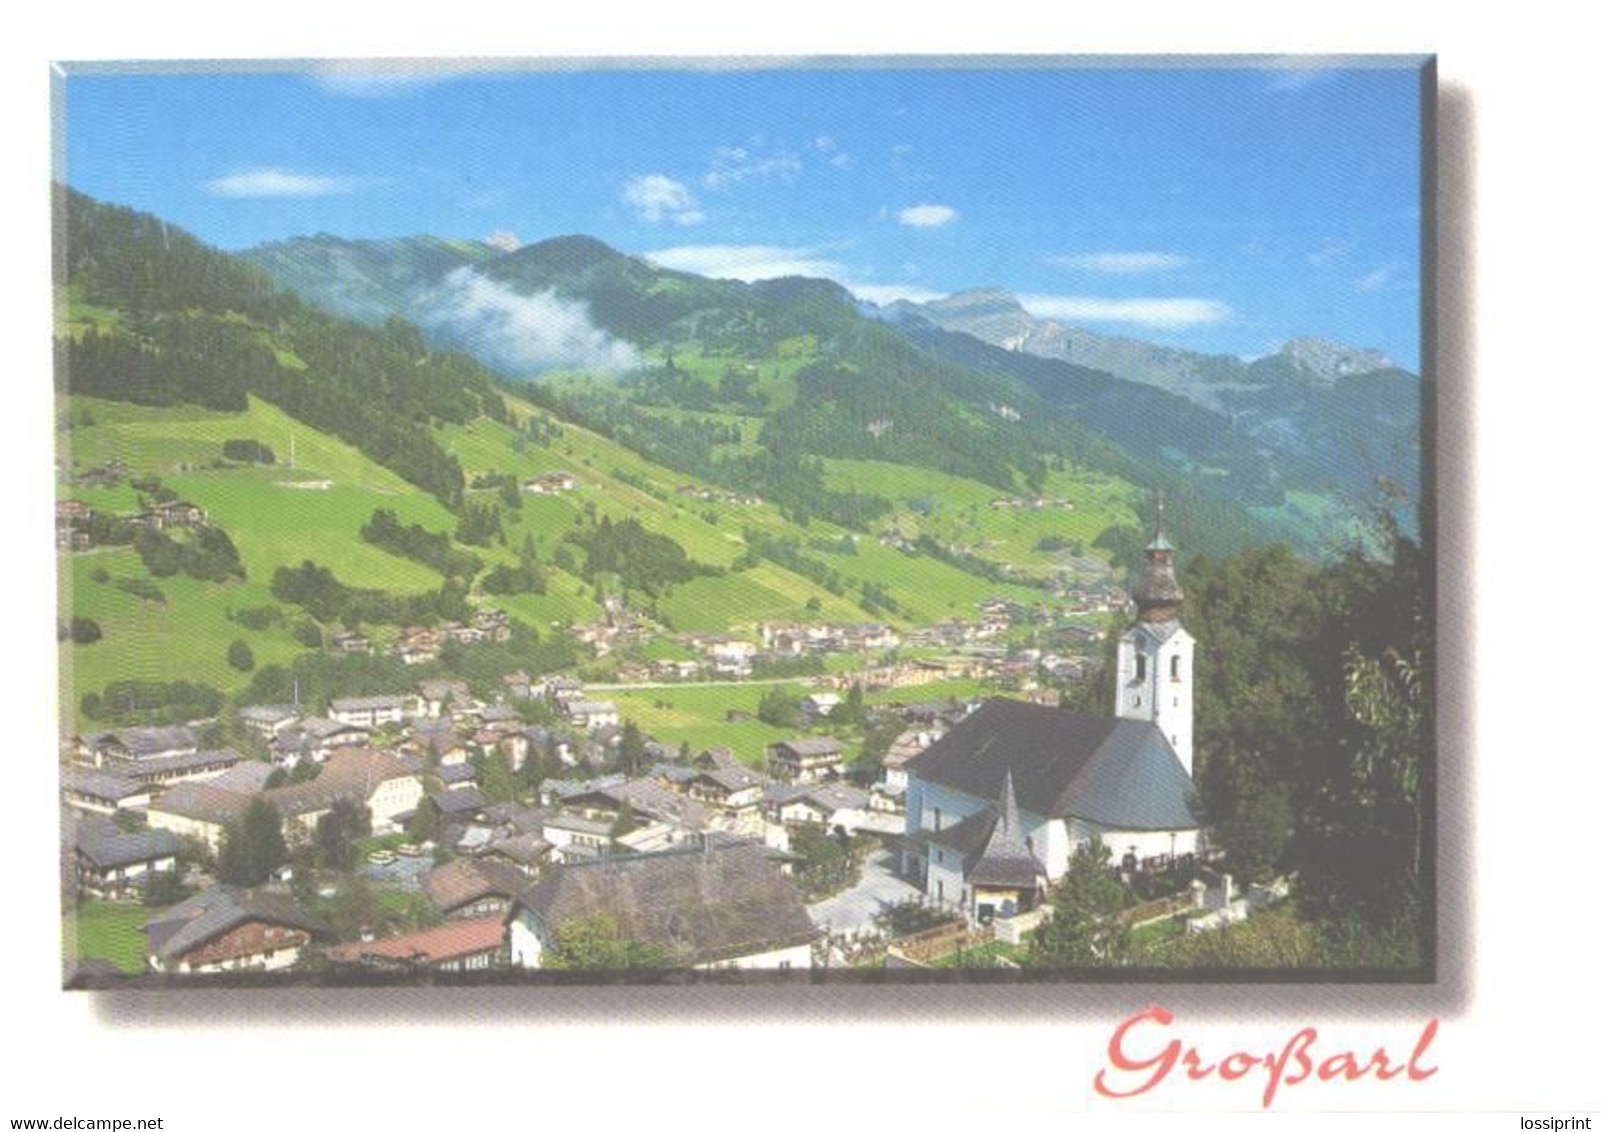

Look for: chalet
[539,773,627,807]
[269,718,371,767]
[143,887,327,974]
[471,607,513,642]
[839,623,900,651]
[78,726,199,767]
[765,781,872,832]
[396,629,441,666]
[799,692,841,722]
[61,767,152,815]
[883,726,944,791]
[408,718,468,765]
[327,916,507,972]
[680,750,765,816]
[329,630,373,656]
[507,840,815,970]
[427,785,488,823]
[328,695,410,729]
[564,700,619,732]
[523,471,579,495]
[767,737,845,783]
[759,623,807,656]
[421,857,532,920]
[541,675,586,707]
[239,704,301,737]
[481,831,554,877]
[503,671,533,699]
[650,658,702,680]
[417,679,472,719]
[145,500,207,529]
[74,821,180,901]
[539,811,614,859]
[561,777,712,833]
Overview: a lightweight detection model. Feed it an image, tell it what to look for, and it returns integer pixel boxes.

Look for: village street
[806,846,921,937]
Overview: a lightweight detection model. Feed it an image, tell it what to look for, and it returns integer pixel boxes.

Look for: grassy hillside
[59,383,1108,729]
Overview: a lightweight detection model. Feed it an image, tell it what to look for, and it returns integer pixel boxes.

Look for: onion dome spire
[1134,491,1183,623]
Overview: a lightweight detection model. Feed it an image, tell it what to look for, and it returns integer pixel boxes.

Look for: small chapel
[900,506,1205,925]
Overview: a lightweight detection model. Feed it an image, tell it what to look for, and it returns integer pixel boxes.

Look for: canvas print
[52,57,1432,986]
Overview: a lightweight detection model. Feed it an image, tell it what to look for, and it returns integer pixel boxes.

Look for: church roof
[904,698,1200,831]
[967,771,1046,889]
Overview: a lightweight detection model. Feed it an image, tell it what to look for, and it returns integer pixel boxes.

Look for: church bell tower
[1114,494,1196,776]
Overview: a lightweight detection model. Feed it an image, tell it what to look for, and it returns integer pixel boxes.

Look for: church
[900,514,1205,925]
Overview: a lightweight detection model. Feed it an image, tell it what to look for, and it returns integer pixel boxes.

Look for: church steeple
[1115,491,1197,776]
[1133,491,1184,624]
[968,769,1045,891]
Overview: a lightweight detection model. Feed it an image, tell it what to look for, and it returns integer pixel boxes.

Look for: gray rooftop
[143,886,327,962]
[76,822,181,871]
[520,840,815,966]
[905,698,1200,831]
[61,766,146,803]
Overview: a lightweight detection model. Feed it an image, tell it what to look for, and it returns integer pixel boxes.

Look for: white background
[2,1,1594,1121]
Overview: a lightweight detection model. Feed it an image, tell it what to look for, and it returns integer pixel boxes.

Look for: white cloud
[1353,261,1408,293]
[1016,294,1232,330]
[306,67,443,99]
[829,152,855,170]
[1307,238,1351,267]
[204,167,377,198]
[641,243,947,307]
[1047,251,1194,274]
[644,244,848,283]
[704,145,802,190]
[897,203,959,228]
[483,230,522,253]
[850,284,949,306]
[417,268,642,375]
[622,174,705,226]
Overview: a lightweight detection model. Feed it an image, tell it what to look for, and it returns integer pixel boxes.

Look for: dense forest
[1063,506,1431,967]
[55,187,512,508]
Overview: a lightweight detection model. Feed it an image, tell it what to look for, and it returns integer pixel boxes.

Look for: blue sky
[60,60,1426,368]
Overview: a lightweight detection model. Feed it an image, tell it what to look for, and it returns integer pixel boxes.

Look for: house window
[1171,654,1181,680]
[933,807,942,832]
[936,879,945,903]
[1135,653,1147,681]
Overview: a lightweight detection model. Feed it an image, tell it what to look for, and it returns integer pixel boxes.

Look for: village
[60,519,1284,981]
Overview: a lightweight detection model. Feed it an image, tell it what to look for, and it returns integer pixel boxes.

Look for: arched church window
[1171,654,1181,680]
[1135,653,1147,681]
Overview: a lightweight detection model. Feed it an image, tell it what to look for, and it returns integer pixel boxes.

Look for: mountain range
[243,229,1420,549]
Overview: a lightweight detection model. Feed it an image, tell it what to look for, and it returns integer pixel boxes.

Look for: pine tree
[217,799,287,887]
[1028,837,1130,968]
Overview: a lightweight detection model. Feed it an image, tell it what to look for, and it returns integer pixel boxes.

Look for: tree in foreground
[314,798,372,870]
[543,913,672,970]
[217,798,287,887]
[1028,836,1131,968]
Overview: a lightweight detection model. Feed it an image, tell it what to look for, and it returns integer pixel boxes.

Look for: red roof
[327,916,505,965]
